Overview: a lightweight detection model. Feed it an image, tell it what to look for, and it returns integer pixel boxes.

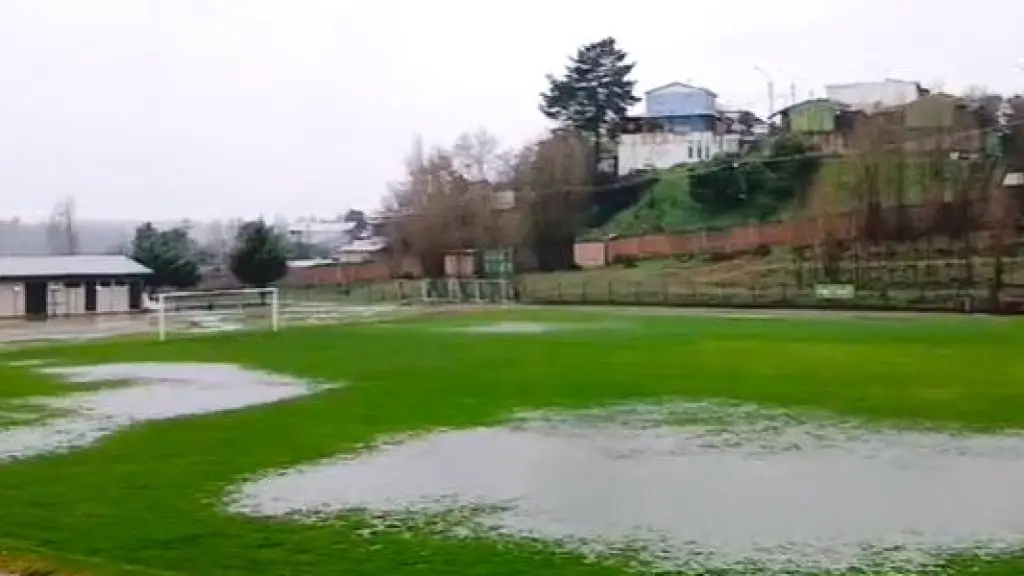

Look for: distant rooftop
[340,237,389,254]
[286,220,356,234]
[645,82,718,98]
[0,255,152,279]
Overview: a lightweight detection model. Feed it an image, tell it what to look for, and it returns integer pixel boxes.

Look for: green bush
[689,134,821,219]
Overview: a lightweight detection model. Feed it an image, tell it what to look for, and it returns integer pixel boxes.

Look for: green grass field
[2,310,1024,575]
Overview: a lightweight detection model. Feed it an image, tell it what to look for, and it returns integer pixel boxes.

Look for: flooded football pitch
[0,362,331,462]
[4,355,1024,573]
[230,403,1024,573]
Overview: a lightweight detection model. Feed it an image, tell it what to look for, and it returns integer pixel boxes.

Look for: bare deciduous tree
[46,196,79,255]
[450,128,516,183]
[514,131,592,270]
[385,138,506,276]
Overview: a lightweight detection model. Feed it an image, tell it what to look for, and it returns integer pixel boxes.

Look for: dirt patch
[228,402,1024,573]
[0,363,334,462]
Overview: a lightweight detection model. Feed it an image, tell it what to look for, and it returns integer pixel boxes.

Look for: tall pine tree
[539,37,640,174]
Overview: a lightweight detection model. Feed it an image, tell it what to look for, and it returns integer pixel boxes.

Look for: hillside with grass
[594,140,972,239]
[595,136,820,237]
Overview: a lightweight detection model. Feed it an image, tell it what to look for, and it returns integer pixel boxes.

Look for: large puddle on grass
[228,403,1024,574]
[0,363,331,461]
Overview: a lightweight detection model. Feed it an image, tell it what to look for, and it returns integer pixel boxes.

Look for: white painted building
[617,131,742,175]
[825,79,924,112]
[286,219,356,249]
[0,255,151,319]
[616,81,753,174]
[337,237,389,264]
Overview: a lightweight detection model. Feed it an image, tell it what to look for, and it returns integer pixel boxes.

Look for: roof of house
[0,255,152,279]
[287,220,356,234]
[287,258,338,269]
[768,98,850,119]
[824,78,922,89]
[645,82,718,98]
[340,237,389,254]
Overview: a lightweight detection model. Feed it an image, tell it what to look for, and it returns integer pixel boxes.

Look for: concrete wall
[574,242,608,268]
[47,282,86,316]
[617,132,742,174]
[573,197,1011,267]
[282,261,410,286]
[0,282,24,317]
[96,282,129,313]
[0,279,133,318]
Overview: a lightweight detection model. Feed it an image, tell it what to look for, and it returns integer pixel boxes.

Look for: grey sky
[1,0,1022,221]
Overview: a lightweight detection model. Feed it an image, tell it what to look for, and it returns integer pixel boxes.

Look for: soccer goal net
[418,278,515,305]
[151,288,279,341]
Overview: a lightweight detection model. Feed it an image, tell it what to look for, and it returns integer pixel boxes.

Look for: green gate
[483,248,514,279]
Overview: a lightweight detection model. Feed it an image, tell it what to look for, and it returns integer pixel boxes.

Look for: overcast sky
[1,0,1023,222]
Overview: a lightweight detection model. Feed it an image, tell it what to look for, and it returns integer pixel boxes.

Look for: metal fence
[277,276,1024,314]
[514,278,1012,313]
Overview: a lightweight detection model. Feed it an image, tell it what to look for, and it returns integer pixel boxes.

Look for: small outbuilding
[0,255,152,319]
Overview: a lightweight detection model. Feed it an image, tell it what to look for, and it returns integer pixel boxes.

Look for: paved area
[0,315,153,344]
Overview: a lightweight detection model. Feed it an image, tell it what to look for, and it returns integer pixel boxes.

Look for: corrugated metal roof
[0,255,152,279]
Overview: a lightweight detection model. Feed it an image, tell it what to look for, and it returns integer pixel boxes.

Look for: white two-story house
[616,82,742,175]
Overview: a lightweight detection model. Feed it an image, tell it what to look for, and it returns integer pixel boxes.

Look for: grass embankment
[598,168,772,236]
[600,157,964,237]
[2,312,1024,575]
[519,251,1024,309]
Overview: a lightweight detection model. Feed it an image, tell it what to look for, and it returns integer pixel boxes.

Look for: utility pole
[754,66,775,117]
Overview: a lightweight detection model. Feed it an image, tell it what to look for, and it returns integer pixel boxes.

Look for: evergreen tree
[130,222,201,290]
[229,219,288,288]
[539,37,640,173]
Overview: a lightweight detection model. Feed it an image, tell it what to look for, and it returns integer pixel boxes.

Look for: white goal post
[152,288,279,341]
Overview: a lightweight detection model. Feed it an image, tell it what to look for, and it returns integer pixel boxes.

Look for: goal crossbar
[156,287,279,341]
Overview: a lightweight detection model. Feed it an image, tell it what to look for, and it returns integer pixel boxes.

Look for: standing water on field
[0,363,332,462]
[228,403,1024,574]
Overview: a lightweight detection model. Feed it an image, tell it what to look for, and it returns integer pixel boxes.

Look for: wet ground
[0,316,153,344]
[228,403,1024,574]
[0,362,332,461]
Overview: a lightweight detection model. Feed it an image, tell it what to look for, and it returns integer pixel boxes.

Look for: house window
[706,144,712,159]
[696,144,703,160]
[688,145,693,159]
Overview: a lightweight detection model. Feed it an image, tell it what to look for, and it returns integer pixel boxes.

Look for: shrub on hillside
[688,135,820,219]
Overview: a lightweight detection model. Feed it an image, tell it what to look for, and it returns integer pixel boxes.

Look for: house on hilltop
[825,79,927,112]
[853,93,990,154]
[615,82,745,174]
[770,99,860,155]
[286,219,356,252]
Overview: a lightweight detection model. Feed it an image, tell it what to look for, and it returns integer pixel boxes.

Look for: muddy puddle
[0,363,332,462]
[228,403,1024,573]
